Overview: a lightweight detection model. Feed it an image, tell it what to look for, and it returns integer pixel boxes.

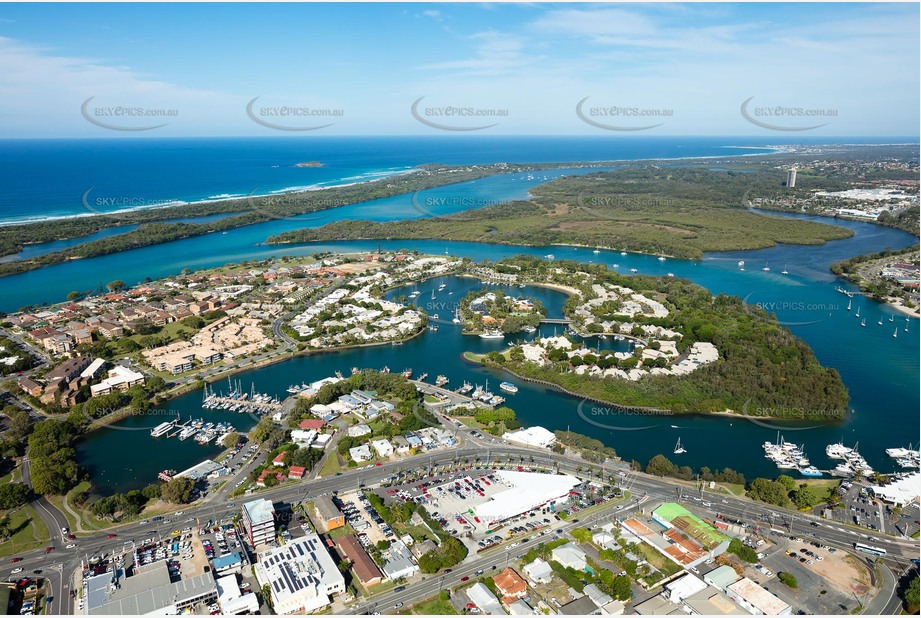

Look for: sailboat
[847,298,852,311]
[890,315,894,322]
[855,307,860,318]
[674,438,687,455]
[762,262,770,272]
[431,289,436,300]
[738,260,745,271]
[452,307,461,324]
[878,318,883,325]
[860,318,866,327]
[893,328,898,338]
[781,265,789,275]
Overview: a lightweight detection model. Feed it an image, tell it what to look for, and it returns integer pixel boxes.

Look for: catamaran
[674,438,686,454]
[781,265,789,275]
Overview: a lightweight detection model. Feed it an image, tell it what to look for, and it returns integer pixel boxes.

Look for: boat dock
[410,379,499,409]
[204,394,282,413]
[202,380,282,414]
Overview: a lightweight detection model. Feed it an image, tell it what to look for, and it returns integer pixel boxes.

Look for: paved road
[6,438,916,613]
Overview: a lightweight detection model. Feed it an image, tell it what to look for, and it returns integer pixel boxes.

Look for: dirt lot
[759,540,868,615]
[786,538,871,596]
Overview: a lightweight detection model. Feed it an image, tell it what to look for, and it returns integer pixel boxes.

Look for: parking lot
[335,491,396,549]
[821,481,920,537]
[221,442,265,493]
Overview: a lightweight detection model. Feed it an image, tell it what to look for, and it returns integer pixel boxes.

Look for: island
[457,287,546,335]
[294,161,325,168]
[463,256,849,419]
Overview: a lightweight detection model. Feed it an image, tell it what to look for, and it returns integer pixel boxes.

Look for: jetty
[410,379,499,409]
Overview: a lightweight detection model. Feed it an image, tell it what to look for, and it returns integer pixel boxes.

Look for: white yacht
[825,442,853,459]
[674,438,686,455]
[479,331,504,339]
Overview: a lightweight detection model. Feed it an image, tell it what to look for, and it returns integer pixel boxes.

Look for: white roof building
[381,540,418,581]
[349,445,372,462]
[869,471,921,506]
[584,583,614,608]
[592,531,619,551]
[347,424,372,437]
[502,426,556,448]
[473,471,579,523]
[254,534,345,615]
[726,577,791,615]
[371,439,394,458]
[551,542,587,571]
[90,365,145,396]
[216,575,260,615]
[467,582,506,615]
[80,358,106,379]
[291,429,317,446]
[664,574,708,603]
[522,558,553,584]
[506,599,534,615]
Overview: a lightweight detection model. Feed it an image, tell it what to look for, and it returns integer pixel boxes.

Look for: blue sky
[0,3,917,137]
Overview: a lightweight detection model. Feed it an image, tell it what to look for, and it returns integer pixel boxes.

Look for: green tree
[775,475,798,493]
[106,280,126,292]
[645,454,676,477]
[778,572,798,589]
[222,432,241,449]
[161,477,196,504]
[0,482,32,509]
[142,483,162,500]
[746,478,790,507]
[905,576,920,614]
[612,575,633,600]
[727,538,758,563]
[791,484,817,509]
[571,528,593,544]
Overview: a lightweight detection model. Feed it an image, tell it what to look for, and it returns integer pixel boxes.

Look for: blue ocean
[0,135,911,226]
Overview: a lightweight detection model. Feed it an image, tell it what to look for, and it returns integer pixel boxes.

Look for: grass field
[405,595,458,615]
[0,505,51,557]
[318,453,343,478]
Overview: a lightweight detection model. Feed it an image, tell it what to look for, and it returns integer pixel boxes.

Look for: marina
[202,380,282,414]
[150,415,239,447]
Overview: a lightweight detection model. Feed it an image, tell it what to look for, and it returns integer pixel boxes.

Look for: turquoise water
[72,206,919,494]
[0,168,604,310]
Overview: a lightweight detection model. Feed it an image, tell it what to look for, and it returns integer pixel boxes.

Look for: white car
[66,543,77,549]
[11,568,23,574]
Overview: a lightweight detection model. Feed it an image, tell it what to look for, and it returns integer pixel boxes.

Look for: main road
[6,433,916,613]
